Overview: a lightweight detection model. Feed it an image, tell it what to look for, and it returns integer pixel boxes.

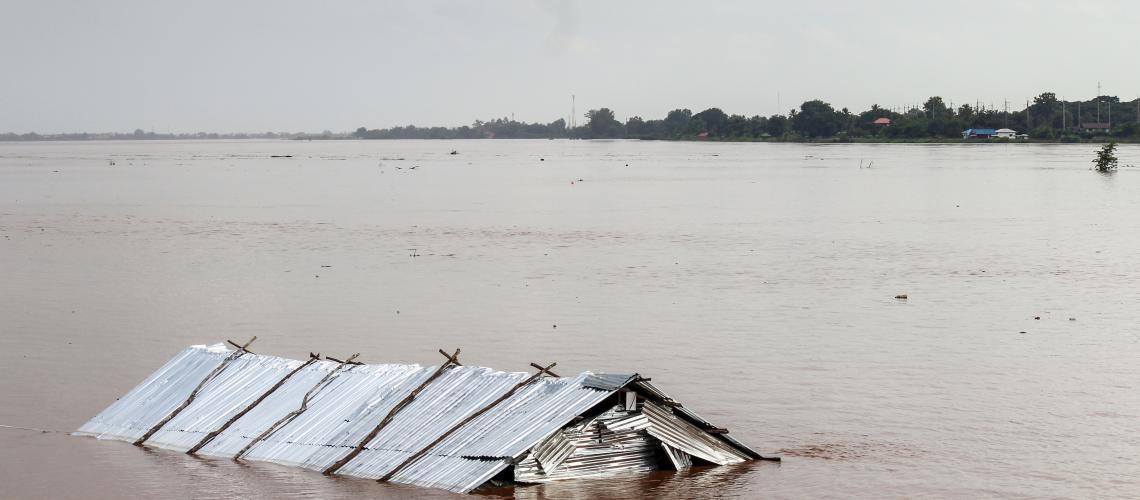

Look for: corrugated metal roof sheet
[581,372,638,391]
[632,380,764,459]
[662,442,694,470]
[531,429,575,473]
[77,344,619,494]
[78,343,763,494]
[642,401,749,465]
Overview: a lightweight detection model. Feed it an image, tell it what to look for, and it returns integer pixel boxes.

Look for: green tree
[548,118,566,134]
[726,114,750,138]
[686,117,707,135]
[1031,92,1060,129]
[766,114,789,137]
[625,116,646,137]
[792,100,841,138]
[663,108,692,137]
[584,108,623,138]
[923,96,949,118]
[1092,142,1118,172]
[957,104,975,123]
[693,108,729,136]
[1029,125,1055,139]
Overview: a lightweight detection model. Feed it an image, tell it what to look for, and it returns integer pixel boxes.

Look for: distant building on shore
[872,117,891,126]
[1080,122,1111,134]
[962,128,996,139]
[993,128,1017,139]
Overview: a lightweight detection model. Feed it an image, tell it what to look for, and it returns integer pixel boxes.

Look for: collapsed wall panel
[515,405,659,483]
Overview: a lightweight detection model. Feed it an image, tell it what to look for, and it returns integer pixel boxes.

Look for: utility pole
[1097,82,1102,123]
[570,95,576,129]
[1062,98,1066,132]
[1026,99,1031,130]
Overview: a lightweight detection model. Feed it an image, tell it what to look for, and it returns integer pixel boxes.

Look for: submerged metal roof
[77,343,763,494]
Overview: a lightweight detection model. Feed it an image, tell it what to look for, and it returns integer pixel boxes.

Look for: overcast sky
[2,0,1137,133]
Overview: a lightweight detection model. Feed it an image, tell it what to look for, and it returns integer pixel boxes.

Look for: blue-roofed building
[962,128,997,139]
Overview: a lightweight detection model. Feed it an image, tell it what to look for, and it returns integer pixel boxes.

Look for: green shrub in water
[1092,142,1119,172]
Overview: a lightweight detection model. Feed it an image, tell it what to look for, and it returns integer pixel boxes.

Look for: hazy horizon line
[5,91,1139,137]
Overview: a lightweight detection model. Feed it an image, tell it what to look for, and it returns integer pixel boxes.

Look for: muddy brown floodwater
[2,139,1139,498]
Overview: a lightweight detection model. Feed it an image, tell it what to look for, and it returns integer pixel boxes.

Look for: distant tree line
[6,93,1138,142]
[352,93,1140,141]
[352,117,568,140]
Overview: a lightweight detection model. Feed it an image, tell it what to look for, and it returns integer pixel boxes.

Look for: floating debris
[270,155,293,158]
[77,342,769,494]
[894,294,908,300]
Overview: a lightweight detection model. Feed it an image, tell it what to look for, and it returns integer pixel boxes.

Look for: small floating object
[540,158,545,161]
[449,150,459,155]
[270,155,293,158]
[894,294,908,300]
[1069,317,1076,321]
[1034,316,1040,320]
